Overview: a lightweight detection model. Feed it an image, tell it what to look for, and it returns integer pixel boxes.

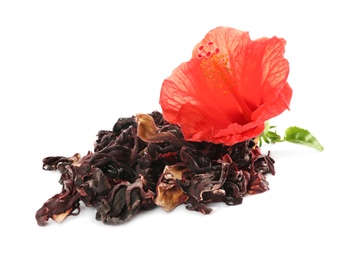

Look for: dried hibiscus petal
[247,172,269,194]
[96,175,155,224]
[36,162,81,226]
[154,165,189,211]
[219,154,249,205]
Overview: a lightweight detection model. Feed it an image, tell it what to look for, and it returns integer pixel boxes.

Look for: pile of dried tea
[36,111,275,226]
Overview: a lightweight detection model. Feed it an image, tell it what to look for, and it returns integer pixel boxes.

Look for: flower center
[198,42,232,90]
[197,41,252,121]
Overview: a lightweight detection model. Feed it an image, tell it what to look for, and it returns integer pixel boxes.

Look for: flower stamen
[197,41,220,59]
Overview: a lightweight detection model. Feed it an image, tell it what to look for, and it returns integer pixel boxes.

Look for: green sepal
[266,131,283,144]
[258,121,283,146]
[284,126,324,152]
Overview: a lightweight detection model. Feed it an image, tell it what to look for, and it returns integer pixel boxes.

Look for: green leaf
[284,126,324,152]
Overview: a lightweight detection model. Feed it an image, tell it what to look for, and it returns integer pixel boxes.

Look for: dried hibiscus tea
[35,111,275,226]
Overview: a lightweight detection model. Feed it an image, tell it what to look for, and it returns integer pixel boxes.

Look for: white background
[1,1,356,259]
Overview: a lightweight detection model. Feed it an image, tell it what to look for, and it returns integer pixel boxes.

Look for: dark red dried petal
[247,172,270,194]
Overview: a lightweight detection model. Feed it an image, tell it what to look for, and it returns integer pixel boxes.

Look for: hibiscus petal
[214,122,265,146]
[176,103,217,141]
[230,35,290,109]
[259,37,290,104]
[251,82,293,122]
[160,59,240,126]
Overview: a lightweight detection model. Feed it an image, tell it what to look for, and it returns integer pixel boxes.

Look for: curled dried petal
[220,154,250,204]
[154,166,189,211]
[247,172,269,194]
[36,198,81,226]
[252,151,276,175]
[185,197,213,214]
[42,153,81,171]
[96,176,154,225]
[136,113,179,143]
[35,189,81,226]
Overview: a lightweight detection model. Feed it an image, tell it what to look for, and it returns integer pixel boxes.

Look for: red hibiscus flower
[159,27,293,146]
